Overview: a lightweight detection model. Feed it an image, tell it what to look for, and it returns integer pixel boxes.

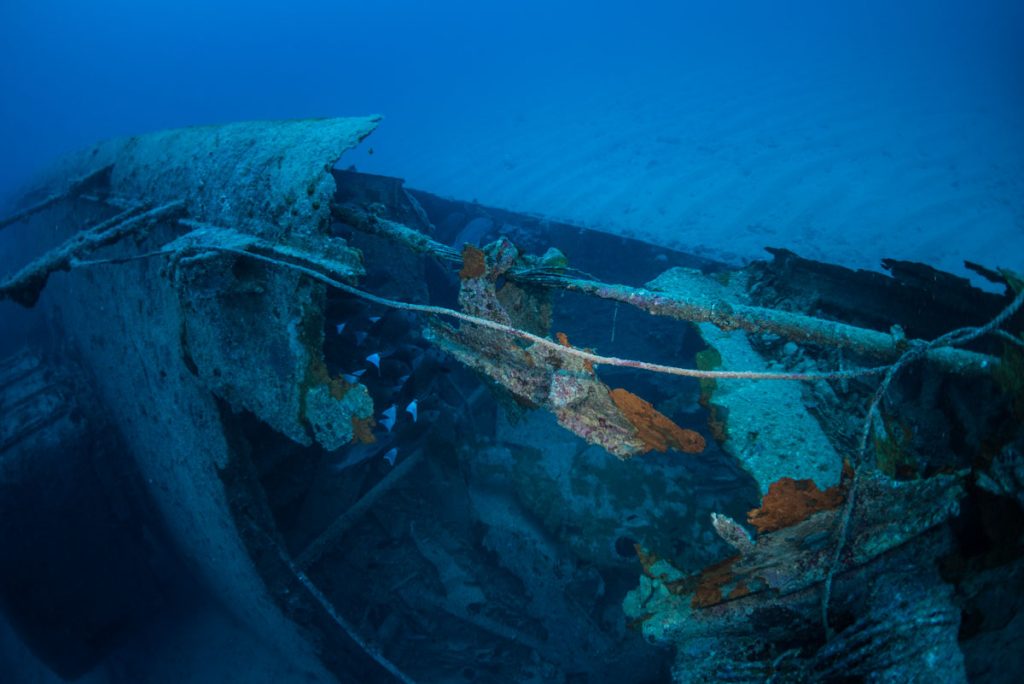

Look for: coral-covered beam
[324,205,998,375]
[0,201,185,307]
[520,273,996,375]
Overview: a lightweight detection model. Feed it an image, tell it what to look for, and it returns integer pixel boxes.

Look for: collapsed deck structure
[1,117,1022,683]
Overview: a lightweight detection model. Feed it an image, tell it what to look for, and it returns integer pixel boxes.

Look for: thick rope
[208,245,894,383]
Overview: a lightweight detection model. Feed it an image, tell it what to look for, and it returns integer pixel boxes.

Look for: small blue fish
[354,331,369,346]
[368,316,382,324]
[366,353,381,372]
[405,399,418,423]
[342,369,368,383]
[335,322,346,335]
[398,374,410,386]
[381,405,397,432]
[383,448,398,466]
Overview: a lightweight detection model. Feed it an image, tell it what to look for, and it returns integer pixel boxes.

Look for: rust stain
[610,388,706,454]
[626,613,655,631]
[747,475,846,534]
[327,377,350,400]
[555,331,593,372]
[706,403,728,443]
[634,543,661,579]
[727,580,750,601]
[690,555,742,608]
[459,244,486,279]
[308,355,350,400]
[351,416,376,444]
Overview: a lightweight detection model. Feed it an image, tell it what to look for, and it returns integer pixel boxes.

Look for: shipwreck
[1,116,1022,683]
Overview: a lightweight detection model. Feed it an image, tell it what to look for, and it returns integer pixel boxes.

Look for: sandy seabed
[365,64,1024,289]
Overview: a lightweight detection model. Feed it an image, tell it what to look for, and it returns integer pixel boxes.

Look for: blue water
[2,3,1024,683]
[1,0,1022,278]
